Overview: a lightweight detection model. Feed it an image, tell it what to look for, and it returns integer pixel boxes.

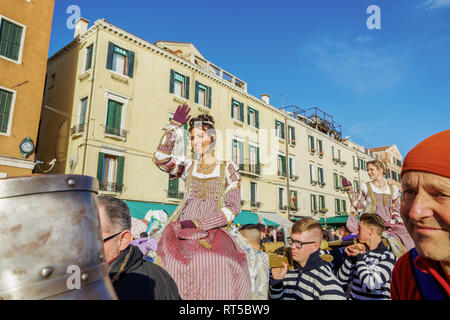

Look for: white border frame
[0,85,17,136]
[0,15,26,64]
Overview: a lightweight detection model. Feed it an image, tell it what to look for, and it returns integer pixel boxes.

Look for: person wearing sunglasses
[98,195,180,300]
[269,218,345,300]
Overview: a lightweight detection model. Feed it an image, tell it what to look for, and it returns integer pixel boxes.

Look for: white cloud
[300,40,405,94]
[421,0,450,9]
[354,36,374,43]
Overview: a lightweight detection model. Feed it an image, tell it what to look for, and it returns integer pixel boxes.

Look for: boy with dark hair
[337,213,397,300]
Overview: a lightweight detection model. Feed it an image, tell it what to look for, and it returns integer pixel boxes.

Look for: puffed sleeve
[196,161,241,231]
[153,121,191,180]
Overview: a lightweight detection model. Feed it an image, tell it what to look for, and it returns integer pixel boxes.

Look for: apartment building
[37,18,385,227]
[0,0,54,178]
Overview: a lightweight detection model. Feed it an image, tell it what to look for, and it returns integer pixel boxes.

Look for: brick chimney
[74,17,90,39]
[261,93,270,104]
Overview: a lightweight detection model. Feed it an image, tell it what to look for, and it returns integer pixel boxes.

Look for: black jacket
[109,245,180,300]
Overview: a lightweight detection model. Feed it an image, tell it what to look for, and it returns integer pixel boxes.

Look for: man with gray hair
[98,195,180,300]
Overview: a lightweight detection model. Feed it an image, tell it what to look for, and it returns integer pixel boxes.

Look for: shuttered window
[275,120,285,139]
[97,152,125,193]
[79,97,88,125]
[195,81,211,108]
[106,42,135,77]
[0,18,23,62]
[247,106,259,128]
[106,100,123,136]
[85,44,93,71]
[170,70,190,99]
[231,98,244,122]
[0,88,13,134]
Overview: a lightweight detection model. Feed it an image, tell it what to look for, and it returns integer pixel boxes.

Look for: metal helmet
[0,174,117,300]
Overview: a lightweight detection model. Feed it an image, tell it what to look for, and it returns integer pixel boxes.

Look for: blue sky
[48,0,450,156]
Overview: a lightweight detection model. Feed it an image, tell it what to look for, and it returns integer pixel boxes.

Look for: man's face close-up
[401,171,450,262]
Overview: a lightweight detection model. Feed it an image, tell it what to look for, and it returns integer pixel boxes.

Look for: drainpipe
[82,26,99,175]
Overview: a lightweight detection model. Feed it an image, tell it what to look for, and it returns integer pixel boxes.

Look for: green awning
[263,218,279,226]
[233,211,258,226]
[124,200,178,219]
[319,215,348,224]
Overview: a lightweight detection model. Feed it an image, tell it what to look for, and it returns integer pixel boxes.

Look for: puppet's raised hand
[172,104,191,126]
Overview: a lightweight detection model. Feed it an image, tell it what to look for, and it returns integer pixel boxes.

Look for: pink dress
[347,181,415,251]
[153,124,251,300]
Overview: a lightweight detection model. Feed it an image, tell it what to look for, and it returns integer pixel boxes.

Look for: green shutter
[281,122,285,139]
[255,110,259,128]
[247,107,250,125]
[185,76,190,99]
[194,81,199,104]
[116,156,125,192]
[169,70,175,93]
[256,147,260,174]
[168,177,179,197]
[281,155,286,175]
[106,100,122,132]
[0,89,12,133]
[86,45,93,70]
[97,152,105,184]
[106,42,114,70]
[127,50,135,78]
[239,102,244,122]
[334,173,338,189]
[207,86,212,108]
[0,20,23,61]
[289,158,293,177]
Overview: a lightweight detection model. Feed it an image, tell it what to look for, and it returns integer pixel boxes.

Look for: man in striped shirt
[337,213,397,300]
[269,218,346,300]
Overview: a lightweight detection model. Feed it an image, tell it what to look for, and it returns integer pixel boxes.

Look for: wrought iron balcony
[99,181,123,193]
[105,125,128,139]
[167,190,184,199]
[70,123,85,135]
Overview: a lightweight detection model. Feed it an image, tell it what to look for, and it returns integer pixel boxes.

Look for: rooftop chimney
[261,93,270,104]
[74,18,90,39]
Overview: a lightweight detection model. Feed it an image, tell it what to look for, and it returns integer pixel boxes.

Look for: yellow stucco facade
[37,18,390,225]
[0,0,55,178]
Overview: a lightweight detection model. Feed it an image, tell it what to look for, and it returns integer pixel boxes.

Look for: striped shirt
[337,241,396,300]
[269,251,346,300]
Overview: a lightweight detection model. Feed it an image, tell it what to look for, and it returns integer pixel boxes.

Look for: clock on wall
[19,137,35,158]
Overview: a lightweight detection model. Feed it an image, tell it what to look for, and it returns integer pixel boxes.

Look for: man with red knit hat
[391,129,450,300]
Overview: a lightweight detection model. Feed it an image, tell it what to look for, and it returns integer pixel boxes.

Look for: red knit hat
[401,130,450,179]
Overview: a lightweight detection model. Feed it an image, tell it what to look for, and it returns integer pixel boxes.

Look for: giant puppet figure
[153,104,251,300]
[343,160,415,256]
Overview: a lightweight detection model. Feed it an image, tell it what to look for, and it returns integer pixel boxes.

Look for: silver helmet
[0,174,117,300]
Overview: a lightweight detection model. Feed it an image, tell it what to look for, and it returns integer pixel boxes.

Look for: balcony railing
[278,170,287,178]
[99,181,123,193]
[105,126,128,139]
[167,190,184,199]
[70,123,85,135]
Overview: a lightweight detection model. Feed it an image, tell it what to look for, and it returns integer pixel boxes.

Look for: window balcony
[278,170,287,178]
[240,163,261,177]
[99,181,123,193]
[167,190,184,199]
[70,123,85,136]
[104,126,128,140]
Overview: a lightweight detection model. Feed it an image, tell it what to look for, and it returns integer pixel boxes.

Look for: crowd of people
[96,104,449,300]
